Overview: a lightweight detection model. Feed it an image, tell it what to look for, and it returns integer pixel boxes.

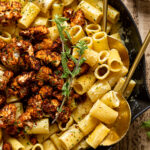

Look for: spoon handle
[121,30,150,94]
[102,0,108,32]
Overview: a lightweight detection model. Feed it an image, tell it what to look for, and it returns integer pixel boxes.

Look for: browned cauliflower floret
[39,85,53,99]
[34,39,53,51]
[0,70,14,91]
[0,2,22,25]
[71,10,85,27]
[7,72,35,98]
[0,94,6,107]
[24,55,41,71]
[52,91,63,101]
[78,63,89,75]
[0,104,16,128]
[58,106,71,123]
[2,142,12,150]
[19,25,49,40]
[36,66,52,84]
[50,74,64,91]
[63,8,74,21]
[0,39,6,50]
[35,51,61,67]
[0,39,24,70]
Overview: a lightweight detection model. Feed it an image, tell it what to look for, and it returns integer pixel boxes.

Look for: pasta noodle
[33,0,54,13]
[90,100,118,124]
[69,25,85,44]
[37,123,59,143]
[50,134,64,150]
[52,3,64,26]
[86,123,110,149]
[87,80,111,102]
[72,97,93,123]
[25,118,49,134]
[58,116,74,131]
[73,71,96,95]
[78,1,103,23]
[7,137,25,150]
[62,0,74,6]
[72,139,89,150]
[6,95,20,103]
[114,77,126,92]
[78,114,99,136]
[93,32,110,52]
[107,49,123,72]
[100,90,120,108]
[47,26,59,41]
[98,50,110,64]
[72,48,99,67]
[14,102,24,119]
[18,2,40,29]
[80,37,93,49]
[0,31,11,42]
[59,124,84,150]
[32,144,44,150]
[32,16,48,27]
[94,64,110,80]
[85,24,101,36]
[43,140,57,150]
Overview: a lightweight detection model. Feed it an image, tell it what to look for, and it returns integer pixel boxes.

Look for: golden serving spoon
[102,31,150,146]
[101,0,150,146]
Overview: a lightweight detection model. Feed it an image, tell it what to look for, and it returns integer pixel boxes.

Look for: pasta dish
[0,0,135,149]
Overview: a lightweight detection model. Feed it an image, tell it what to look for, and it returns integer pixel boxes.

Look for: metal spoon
[102,30,150,146]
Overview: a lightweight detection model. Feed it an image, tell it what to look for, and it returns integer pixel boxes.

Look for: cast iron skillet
[90,0,150,150]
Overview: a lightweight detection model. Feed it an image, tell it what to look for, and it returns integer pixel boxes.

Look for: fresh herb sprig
[51,15,87,123]
[141,120,150,139]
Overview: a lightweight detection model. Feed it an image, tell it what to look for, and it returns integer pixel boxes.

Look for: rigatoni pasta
[85,24,101,36]
[98,50,110,64]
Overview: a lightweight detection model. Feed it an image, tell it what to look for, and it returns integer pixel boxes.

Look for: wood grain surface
[112,0,150,150]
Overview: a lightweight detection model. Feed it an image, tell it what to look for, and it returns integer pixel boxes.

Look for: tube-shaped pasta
[33,0,54,13]
[18,136,33,150]
[62,0,74,6]
[69,25,85,44]
[72,139,89,150]
[93,32,110,52]
[78,114,99,136]
[124,80,136,99]
[47,26,59,41]
[14,102,24,119]
[72,97,93,122]
[37,123,59,143]
[52,3,64,26]
[0,31,11,42]
[72,48,99,67]
[86,123,110,149]
[25,118,49,134]
[73,71,96,95]
[98,50,110,64]
[114,77,126,92]
[50,134,64,150]
[78,1,103,23]
[58,116,74,131]
[32,144,44,150]
[85,24,101,36]
[43,140,57,150]
[59,125,84,150]
[7,137,25,150]
[87,80,111,102]
[18,2,40,29]
[106,66,128,87]
[32,16,48,27]
[80,37,93,49]
[6,95,20,103]
[108,49,123,72]
[94,64,110,80]
[90,100,118,124]
[100,90,120,108]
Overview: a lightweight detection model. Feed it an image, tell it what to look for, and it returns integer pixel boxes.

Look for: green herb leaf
[147,131,150,139]
[142,120,150,128]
